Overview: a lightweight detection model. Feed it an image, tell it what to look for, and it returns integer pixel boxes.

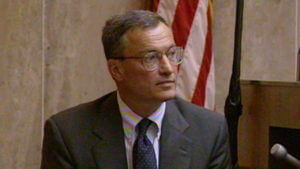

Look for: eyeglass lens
[142,47,183,71]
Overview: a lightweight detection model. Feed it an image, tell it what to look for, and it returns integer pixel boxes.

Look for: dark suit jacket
[41,91,231,169]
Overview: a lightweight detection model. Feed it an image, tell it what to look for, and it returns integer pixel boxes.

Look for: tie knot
[137,118,152,136]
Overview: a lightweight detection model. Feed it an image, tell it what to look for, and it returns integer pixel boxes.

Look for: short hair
[102,10,168,60]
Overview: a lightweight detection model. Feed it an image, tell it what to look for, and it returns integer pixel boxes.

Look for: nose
[159,55,175,75]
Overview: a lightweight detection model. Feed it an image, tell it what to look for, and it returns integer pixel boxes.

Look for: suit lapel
[159,99,192,169]
[91,92,128,169]
[90,94,191,169]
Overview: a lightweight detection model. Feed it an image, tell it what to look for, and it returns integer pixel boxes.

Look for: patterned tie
[133,118,157,169]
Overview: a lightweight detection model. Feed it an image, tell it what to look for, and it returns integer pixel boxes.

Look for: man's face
[118,22,178,103]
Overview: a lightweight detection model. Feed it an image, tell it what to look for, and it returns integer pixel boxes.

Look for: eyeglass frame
[110,46,184,71]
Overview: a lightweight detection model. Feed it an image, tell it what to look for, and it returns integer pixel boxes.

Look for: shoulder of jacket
[172,96,225,123]
[49,91,116,122]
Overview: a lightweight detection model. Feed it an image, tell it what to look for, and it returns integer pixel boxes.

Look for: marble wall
[43,0,150,121]
[0,0,148,168]
[213,0,236,113]
[214,0,299,112]
[0,1,43,168]
[0,0,298,168]
[298,0,300,80]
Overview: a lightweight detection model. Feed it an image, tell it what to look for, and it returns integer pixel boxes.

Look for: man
[41,10,231,169]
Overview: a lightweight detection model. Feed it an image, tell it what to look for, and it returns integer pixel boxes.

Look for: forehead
[123,22,175,53]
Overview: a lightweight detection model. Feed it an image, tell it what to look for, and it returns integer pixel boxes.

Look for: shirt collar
[117,91,166,139]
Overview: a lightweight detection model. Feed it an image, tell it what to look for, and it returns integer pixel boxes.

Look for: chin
[156,90,176,101]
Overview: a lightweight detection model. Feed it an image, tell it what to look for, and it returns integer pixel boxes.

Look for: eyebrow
[137,44,177,55]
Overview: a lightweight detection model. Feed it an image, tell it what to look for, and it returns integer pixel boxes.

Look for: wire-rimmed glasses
[111,46,184,71]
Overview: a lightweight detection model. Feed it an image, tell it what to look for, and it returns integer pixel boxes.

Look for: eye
[143,52,160,63]
[166,48,177,58]
[166,48,178,61]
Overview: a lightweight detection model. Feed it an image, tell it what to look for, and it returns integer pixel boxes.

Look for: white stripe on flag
[204,53,215,109]
[156,0,179,25]
[156,0,215,110]
[176,0,208,102]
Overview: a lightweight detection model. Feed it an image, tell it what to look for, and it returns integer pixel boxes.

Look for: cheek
[135,74,157,91]
[123,64,159,89]
[174,66,179,74]
[126,72,152,86]
[139,75,155,85]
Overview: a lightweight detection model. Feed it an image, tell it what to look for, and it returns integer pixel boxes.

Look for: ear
[107,59,124,82]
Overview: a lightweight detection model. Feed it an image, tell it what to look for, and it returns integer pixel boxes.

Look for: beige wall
[0,1,148,168]
[0,0,298,168]
[0,1,43,168]
[214,0,299,112]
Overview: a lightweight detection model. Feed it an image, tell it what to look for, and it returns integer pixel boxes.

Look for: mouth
[156,80,176,86]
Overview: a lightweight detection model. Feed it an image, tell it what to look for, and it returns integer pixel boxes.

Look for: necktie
[133,118,157,169]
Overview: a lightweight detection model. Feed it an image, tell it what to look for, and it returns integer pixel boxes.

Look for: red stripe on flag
[172,0,200,48]
[152,0,160,12]
[191,2,213,106]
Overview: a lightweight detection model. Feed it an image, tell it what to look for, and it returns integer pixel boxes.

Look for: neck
[118,92,162,118]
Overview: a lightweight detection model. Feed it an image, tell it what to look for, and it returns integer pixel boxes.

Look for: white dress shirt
[117,92,166,169]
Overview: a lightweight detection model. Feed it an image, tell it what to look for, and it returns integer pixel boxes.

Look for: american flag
[153,0,215,110]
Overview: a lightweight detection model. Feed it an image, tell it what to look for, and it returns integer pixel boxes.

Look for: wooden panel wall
[238,81,300,169]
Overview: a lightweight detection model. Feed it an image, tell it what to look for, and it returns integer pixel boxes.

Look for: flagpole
[224,0,244,168]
